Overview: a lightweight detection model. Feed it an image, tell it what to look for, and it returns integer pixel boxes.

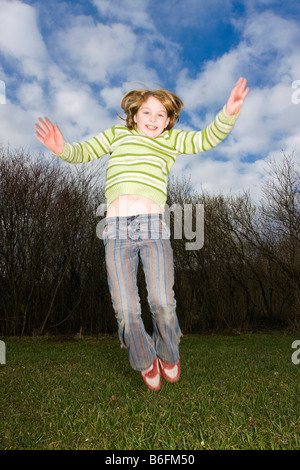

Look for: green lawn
[0,333,299,450]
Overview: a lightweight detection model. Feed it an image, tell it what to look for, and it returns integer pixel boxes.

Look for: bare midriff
[106,195,163,218]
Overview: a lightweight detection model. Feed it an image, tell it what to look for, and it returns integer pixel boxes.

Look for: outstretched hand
[225,77,250,116]
[35,117,65,155]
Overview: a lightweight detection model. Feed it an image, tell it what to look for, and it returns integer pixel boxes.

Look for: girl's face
[133,96,170,138]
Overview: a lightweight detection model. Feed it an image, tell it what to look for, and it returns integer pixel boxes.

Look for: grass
[0,332,299,450]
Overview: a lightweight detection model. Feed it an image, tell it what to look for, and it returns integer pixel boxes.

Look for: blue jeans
[103,214,182,371]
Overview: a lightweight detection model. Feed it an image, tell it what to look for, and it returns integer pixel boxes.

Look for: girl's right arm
[35,117,114,163]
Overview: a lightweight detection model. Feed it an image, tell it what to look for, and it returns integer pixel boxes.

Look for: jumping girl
[35,77,249,391]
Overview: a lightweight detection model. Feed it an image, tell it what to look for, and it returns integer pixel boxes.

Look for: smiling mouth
[146,125,158,130]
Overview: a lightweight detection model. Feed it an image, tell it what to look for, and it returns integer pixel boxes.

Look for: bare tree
[0,147,299,335]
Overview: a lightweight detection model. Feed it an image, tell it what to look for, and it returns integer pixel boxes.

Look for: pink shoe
[159,359,180,383]
[141,358,162,391]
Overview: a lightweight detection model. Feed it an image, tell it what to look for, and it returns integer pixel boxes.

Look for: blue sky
[0,0,299,201]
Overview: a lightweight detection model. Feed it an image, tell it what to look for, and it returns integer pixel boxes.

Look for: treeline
[0,147,299,336]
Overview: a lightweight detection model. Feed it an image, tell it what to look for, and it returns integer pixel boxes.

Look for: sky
[0,0,300,203]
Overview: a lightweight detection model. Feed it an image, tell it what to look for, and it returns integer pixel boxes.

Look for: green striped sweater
[56,105,239,207]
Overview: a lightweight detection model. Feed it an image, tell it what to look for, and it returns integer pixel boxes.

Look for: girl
[35,78,249,391]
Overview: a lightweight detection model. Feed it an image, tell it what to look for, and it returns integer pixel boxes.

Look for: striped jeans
[103,214,182,371]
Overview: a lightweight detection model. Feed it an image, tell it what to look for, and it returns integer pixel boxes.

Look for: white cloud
[17,81,45,111]
[176,49,243,111]
[241,10,300,56]
[0,0,48,79]
[172,79,300,202]
[174,9,300,195]
[0,1,299,204]
[170,150,268,203]
[151,0,233,29]
[52,83,114,138]
[54,18,138,83]
[100,86,124,110]
[176,10,300,107]
[171,10,300,203]
[0,0,168,154]
[53,8,178,87]
[92,0,155,30]
[0,98,38,149]
[218,80,299,159]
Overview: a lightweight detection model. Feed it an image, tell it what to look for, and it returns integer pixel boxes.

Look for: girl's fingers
[242,87,250,100]
[36,117,53,134]
[35,117,57,144]
[53,123,61,137]
[236,77,244,87]
[43,117,54,130]
[235,77,247,93]
[35,131,45,143]
[233,78,249,102]
[35,123,46,138]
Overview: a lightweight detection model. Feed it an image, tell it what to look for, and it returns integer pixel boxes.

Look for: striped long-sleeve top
[55,105,239,208]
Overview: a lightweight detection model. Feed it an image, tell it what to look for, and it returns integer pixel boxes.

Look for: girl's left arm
[171,77,249,155]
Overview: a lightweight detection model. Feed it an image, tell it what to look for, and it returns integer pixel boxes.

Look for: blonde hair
[120,89,184,131]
